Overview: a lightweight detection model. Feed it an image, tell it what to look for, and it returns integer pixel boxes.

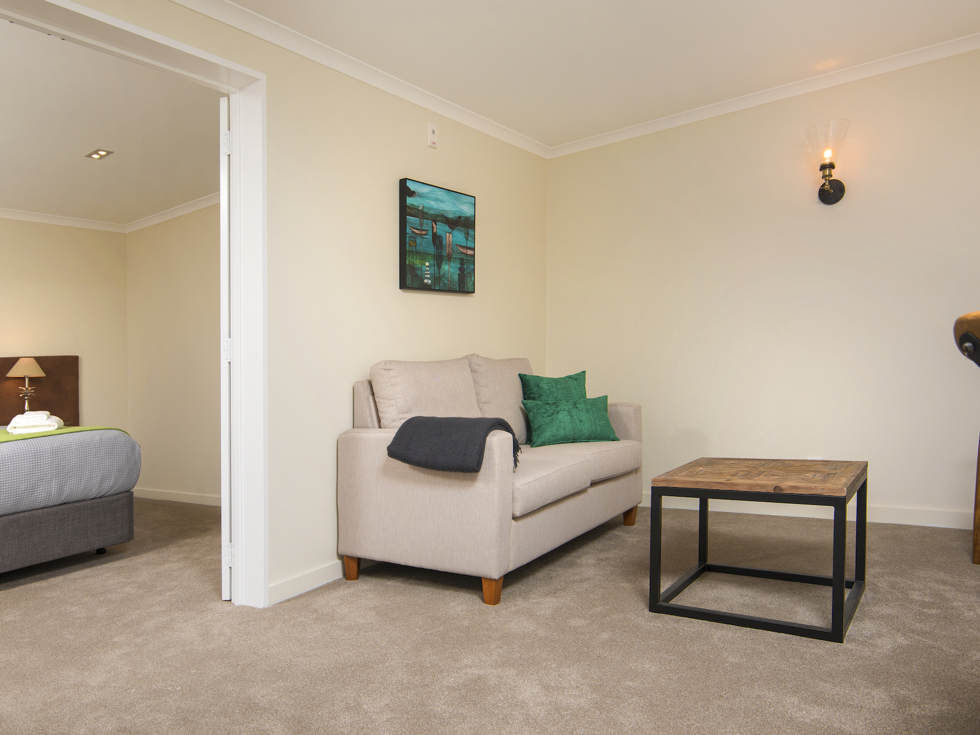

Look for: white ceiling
[185,0,980,153]
[4,1,980,225]
[0,19,220,227]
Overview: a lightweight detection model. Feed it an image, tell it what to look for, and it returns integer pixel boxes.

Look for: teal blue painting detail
[399,178,475,293]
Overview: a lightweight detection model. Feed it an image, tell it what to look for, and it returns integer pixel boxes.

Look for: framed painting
[399,178,475,293]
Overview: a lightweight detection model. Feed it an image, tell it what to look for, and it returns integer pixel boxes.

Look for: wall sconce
[6,357,45,412]
[806,119,849,205]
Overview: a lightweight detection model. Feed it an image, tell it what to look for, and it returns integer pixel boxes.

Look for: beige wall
[0,210,221,503]
[127,205,220,504]
[57,0,980,604]
[264,38,548,596]
[73,0,550,599]
[547,50,980,527]
[0,218,128,428]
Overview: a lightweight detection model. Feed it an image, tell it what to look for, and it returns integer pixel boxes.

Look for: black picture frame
[399,178,475,293]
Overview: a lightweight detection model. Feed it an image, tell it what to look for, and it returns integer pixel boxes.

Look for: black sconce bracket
[818,162,845,205]
[959,332,980,368]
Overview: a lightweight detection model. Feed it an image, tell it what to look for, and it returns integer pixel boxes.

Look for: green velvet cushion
[522,396,619,448]
[519,371,587,403]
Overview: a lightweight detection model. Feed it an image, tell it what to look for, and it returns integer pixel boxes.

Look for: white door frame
[218,96,232,601]
[0,0,270,607]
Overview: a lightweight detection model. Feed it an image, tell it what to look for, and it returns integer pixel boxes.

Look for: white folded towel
[6,413,64,433]
[7,424,62,434]
[9,412,56,427]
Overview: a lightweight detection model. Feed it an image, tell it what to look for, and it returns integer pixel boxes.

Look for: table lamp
[6,357,45,412]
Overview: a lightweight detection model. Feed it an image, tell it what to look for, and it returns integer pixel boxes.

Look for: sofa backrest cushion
[353,380,380,429]
[369,357,481,428]
[467,354,533,445]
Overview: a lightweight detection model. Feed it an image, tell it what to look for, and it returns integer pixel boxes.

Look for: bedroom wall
[546,49,980,528]
[0,218,128,428]
[72,0,549,602]
[126,205,220,505]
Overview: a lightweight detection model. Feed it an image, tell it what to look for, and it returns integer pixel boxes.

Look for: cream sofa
[337,355,643,604]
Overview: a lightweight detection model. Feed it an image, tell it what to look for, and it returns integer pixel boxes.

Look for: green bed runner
[0,426,127,444]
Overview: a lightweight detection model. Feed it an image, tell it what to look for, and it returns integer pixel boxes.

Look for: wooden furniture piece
[650,458,868,643]
[953,311,980,565]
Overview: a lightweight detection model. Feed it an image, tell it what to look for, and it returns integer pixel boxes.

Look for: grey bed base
[0,491,134,575]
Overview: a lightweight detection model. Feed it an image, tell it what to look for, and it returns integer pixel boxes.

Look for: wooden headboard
[0,356,80,427]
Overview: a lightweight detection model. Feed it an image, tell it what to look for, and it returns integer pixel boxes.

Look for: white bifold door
[219,96,233,601]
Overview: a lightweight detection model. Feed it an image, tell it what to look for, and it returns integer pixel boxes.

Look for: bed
[1,356,140,575]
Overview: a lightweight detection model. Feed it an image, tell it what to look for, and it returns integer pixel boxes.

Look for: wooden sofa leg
[343,555,360,581]
[482,576,503,605]
[623,506,638,526]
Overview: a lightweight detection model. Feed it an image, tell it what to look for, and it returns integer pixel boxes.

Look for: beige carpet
[1,498,978,735]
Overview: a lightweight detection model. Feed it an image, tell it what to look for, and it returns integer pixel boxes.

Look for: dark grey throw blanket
[387,417,520,472]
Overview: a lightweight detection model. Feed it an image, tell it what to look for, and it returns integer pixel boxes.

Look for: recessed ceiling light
[85,149,113,160]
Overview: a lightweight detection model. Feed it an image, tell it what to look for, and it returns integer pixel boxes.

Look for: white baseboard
[269,559,344,605]
[864,504,974,529]
[641,490,974,530]
[133,487,221,506]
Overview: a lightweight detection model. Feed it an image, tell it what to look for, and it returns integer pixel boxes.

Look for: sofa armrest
[608,402,642,443]
[337,428,515,580]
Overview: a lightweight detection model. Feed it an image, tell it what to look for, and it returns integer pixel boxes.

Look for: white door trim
[230,80,269,607]
[219,96,232,601]
[0,0,270,607]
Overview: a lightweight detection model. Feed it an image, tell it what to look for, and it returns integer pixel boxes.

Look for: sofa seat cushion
[511,440,642,518]
[369,357,481,428]
[512,452,593,518]
[522,440,642,485]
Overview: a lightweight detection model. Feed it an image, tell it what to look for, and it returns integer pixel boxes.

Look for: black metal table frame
[649,479,867,643]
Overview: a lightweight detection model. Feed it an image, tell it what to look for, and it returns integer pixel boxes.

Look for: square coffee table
[650,458,867,643]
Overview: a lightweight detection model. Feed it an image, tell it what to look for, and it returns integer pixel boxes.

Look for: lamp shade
[806,119,850,163]
[6,357,45,379]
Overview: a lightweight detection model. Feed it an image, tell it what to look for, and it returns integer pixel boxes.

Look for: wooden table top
[651,458,868,497]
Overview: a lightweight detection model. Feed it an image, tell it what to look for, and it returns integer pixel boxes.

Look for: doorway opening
[0,0,269,607]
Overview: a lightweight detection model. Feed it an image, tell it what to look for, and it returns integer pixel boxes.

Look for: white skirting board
[268,559,384,605]
[135,486,348,606]
[268,559,345,605]
[134,487,221,507]
[641,489,974,529]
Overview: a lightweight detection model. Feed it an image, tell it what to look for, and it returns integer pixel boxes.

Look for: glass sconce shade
[806,119,850,163]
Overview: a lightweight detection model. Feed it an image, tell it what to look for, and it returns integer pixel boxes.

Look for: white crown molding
[0,208,126,232]
[124,192,220,232]
[0,193,220,234]
[0,0,263,93]
[548,31,980,158]
[172,0,980,160]
[170,0,551,158]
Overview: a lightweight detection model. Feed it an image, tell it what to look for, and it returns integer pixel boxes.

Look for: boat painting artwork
[399,178,475,293]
